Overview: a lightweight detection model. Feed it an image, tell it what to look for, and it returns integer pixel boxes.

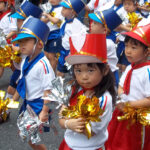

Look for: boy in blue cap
[57,0,87,77]
[89,8,122,87]
[12,17,55,150]
[5,0,44,109]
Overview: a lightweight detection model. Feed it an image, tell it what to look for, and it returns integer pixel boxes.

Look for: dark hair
[124,35,148,50]
[123,0,137,5]
[71,63,117,105]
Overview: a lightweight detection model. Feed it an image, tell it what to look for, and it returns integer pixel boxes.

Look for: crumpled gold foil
[117,103,150,128]
[127,12,142,29]
[145,2,150,8]
[0,45,22,68]
[0,90,19,122]
[62,95,104,139]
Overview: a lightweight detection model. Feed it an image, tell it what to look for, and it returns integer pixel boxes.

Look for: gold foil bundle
[117,103,150,128]
[145,2,150,8]
[62,95,104,139]
[0,90,19,122]
[0,45,21,68]
[49,12,62,28]
[127,12,142,29]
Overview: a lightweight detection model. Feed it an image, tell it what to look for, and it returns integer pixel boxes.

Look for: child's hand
[66,118,86,133]
[39,110,49,122]
[116,102,126,112]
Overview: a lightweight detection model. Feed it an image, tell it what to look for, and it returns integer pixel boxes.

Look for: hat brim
[88,13,102,24]
[122,31,148,46]
[11,12,25,19]
[65,55,103,65]
[60,1,71,8]
[12,33,36,43]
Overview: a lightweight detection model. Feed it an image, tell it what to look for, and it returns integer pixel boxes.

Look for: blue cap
[60,0,85,14]
[12,17,50,44]
[11,1,43,19]
[89,8,122,31]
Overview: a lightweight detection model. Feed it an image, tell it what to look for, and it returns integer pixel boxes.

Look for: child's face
[0,1,5,12]
[123,0,136,13]
[125,40,148,64]
[17,19,24,31]
[61,7,75,19]
[49,0,61,5]
[74,63,103,89]
[18,38,36,56]
[91,21,106,34]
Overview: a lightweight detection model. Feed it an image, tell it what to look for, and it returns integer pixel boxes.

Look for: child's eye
[88,69,94,72]
[75,69,81,73]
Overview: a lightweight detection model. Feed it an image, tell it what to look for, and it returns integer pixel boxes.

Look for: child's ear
[38,40,44,49]
[103,64,110,76]
[148,47,150,57]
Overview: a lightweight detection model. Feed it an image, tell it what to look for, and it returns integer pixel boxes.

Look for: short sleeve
[39,58,55,91]
[143,67,150,97]
[91,92,113,134]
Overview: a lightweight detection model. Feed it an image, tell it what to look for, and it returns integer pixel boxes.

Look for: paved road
[0,69,64,150]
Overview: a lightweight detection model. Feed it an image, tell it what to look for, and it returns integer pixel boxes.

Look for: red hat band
[69,34,107,63]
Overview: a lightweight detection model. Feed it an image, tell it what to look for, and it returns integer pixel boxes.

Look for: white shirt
[0,13,17,36]
[106,39,118,72]
[19,55,55,100]
[87,0,113,12]
[46,6,64,32]
[138,0,150,17]
[119,65,150,102]
[65,91,112,150]
[61,18,87,50]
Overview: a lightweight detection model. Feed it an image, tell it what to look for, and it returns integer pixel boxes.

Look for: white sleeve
[87,0,95,11]
[119,65,131,87]
[39,60,55,91]
[143,67,150,97]
[91,92,113,134]
[55,8,65,21]
[9,17,17,31]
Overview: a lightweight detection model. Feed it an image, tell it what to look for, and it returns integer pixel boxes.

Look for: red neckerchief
[123,61,150,95]
[0,10,11,20]
[94,0,99,9]
[69,86,94,106]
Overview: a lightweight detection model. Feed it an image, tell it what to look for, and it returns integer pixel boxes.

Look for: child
[88,8,122,86]
[5,1,43,100]
[12,17,55,150]
[11,0,43,30]
[59,33,116,150]
[42,0,64,71]
[57,0,87,77]
[0,0,17,77]
[106,24,150,150]
[116,0,143,73]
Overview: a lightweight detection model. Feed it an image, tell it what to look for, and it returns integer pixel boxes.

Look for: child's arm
[42,12,61,24]
[6,31,17,40]
[59,105,86,133]
[39,90,51,122]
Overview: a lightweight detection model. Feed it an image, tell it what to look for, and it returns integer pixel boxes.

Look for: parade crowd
[0,0,150,149]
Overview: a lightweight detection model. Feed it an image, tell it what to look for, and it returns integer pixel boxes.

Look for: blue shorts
[9,69,21,88]
[57,49,70,73]
[117,41,130,66]
[44,38,62,53]
[113,70,119,88]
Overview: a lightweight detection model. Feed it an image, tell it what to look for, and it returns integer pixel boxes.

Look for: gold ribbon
[0,90,19,122]
[49,12,62,28]
[127,12,142,29]
[117,103,150,129]
[62,95,104,139]
[0,45,22,68]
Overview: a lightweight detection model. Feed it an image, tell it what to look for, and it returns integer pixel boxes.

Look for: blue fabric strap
[17,52,44,99]
[19,98,44,115]
[59,18,74,36]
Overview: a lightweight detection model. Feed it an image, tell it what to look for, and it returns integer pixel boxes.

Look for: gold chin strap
[16,8,27,18]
